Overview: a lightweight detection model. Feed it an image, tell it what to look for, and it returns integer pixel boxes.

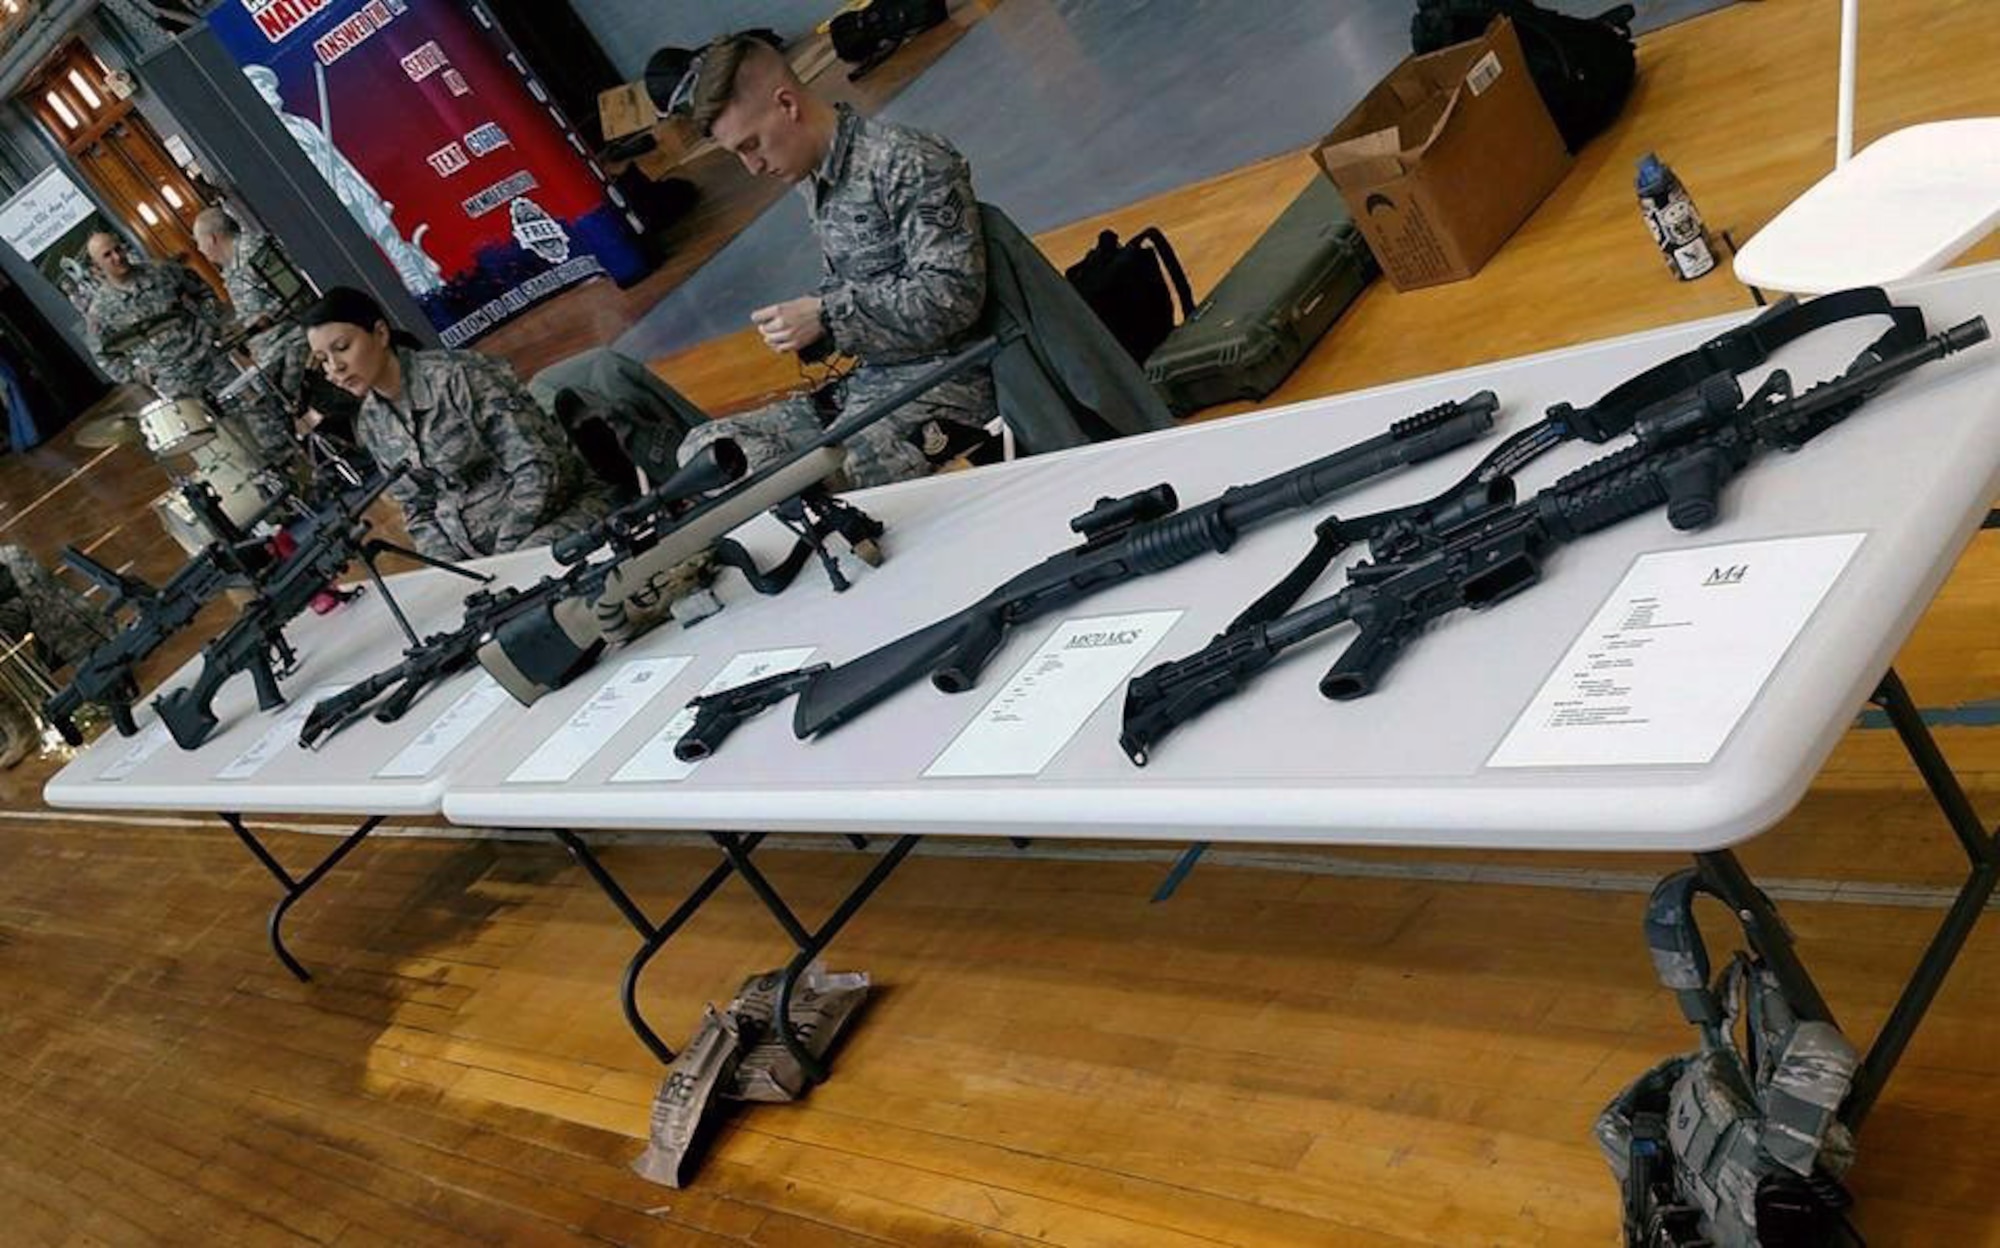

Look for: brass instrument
[0,627,75,761]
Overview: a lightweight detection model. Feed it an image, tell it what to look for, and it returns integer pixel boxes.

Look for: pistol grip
[1319,618,1414,702]
[250,658,287,712]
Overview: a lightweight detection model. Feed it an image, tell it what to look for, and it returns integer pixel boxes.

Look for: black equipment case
[1143,176,1378,416]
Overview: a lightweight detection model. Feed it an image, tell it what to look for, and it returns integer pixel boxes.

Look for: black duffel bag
[1411,0,1638,152]
[1065,227,1196,365]
[831,0,948,66]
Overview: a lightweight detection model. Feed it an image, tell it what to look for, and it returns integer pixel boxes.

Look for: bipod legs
[359,540,491,648]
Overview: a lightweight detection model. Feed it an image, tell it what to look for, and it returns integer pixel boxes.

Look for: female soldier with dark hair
[302,287,612,561]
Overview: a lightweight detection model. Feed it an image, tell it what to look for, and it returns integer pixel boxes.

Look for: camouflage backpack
[1596,870,1865,1247]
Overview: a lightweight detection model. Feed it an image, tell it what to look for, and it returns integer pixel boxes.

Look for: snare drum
[136,396,216,457]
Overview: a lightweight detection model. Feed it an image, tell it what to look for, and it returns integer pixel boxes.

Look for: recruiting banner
[207,0,648,345]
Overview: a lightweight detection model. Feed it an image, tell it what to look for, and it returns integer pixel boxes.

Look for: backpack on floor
[1596,870,1866,1248]
[1065,227,1196,365]
[831,0,949,67]
[1411,0,1638,151]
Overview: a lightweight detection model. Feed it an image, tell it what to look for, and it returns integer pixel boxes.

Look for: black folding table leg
[711,830,922,1087]
[1692,848,1837,1027]
[1153,842,1210,902]
[1676,666,2000,1138]
[553,829,766,1065]
[1842,669,2000,1129]
[220,811,384,982]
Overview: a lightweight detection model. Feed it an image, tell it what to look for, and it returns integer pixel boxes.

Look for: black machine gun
[1119,313,1991,764]
[153,470,401,749]
[684,391,1504,751]
[43,480,290,744]
[475,338,999,707]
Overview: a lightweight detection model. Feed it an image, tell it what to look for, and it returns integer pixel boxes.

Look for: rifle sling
[1550,286,1919,443]
[1228,287,1918,636]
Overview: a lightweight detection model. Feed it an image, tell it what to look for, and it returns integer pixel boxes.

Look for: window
[43,90,76,131]
[66,68,99,110]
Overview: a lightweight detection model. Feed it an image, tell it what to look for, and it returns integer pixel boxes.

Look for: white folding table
[434,262,2000,1136]
[43,547,553,980]
[41,266,2000,1147]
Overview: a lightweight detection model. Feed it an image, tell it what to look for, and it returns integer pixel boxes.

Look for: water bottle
[1636,153,1716,281]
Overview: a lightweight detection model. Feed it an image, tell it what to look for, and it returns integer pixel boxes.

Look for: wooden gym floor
[6,0,2000,1243]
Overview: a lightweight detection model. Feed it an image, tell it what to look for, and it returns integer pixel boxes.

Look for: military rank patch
[916,186,967,232]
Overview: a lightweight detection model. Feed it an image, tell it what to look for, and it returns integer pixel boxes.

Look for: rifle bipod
[711,487,886,597]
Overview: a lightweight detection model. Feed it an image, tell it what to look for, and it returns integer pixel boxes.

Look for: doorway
[21,41,221,293]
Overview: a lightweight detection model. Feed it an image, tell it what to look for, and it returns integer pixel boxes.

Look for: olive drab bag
[1595,870,1866,1248]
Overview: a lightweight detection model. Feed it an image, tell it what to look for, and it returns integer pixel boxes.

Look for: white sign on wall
[0,167,97,263]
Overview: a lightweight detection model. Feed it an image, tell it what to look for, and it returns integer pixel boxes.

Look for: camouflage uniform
[355,346,615,562]
[83,259,293,462]
[679,104,995,489]
[0,567,38,763]
[220,230,312,417]
[0,546,111,765]
[1596,870,1860,1247]
[82,259,234,399]
[0,546,111,668]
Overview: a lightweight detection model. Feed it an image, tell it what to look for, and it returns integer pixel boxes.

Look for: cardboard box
[598,82,658,144]
[596,33,837,175]
[1313,17,1570,291]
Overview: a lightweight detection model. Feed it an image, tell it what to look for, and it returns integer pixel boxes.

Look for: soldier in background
[80,230,293,462]
[302,286,614,563]
[0,545,111,768]
[193,207,312,418]
[670,34,995,489]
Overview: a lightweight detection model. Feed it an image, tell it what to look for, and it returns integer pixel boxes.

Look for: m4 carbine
[44,481,288,744]
[476,337,998,707]
[153,471,398,749]
[1120,313,1991,764]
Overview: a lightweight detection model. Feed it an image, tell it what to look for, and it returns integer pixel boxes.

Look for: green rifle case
[1144,176,1377,416]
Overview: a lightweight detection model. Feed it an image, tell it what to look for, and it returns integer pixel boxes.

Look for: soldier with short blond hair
[671,34,995,489]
